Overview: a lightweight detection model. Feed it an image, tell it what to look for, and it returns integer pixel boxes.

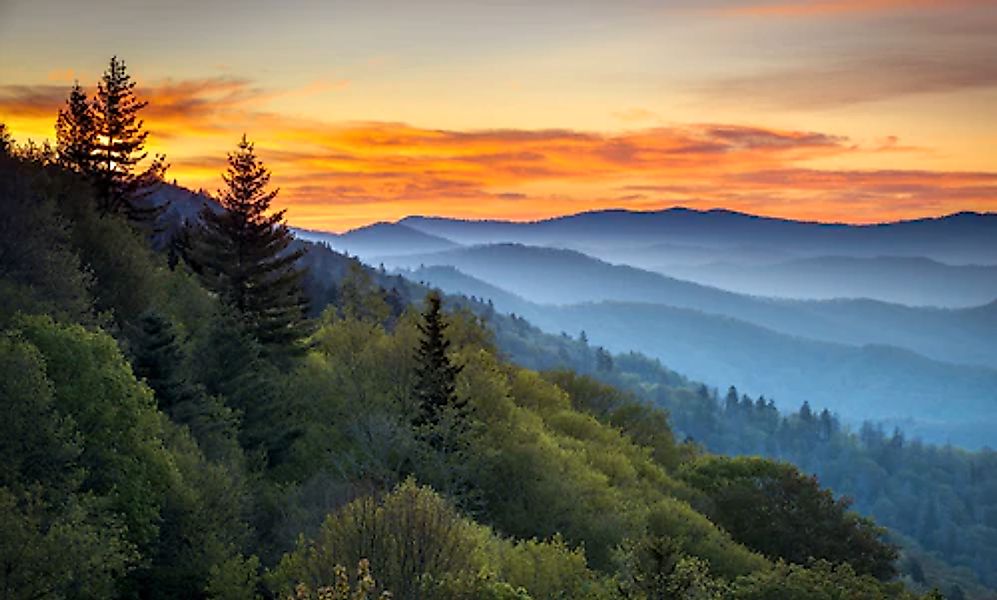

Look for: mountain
[294,222,459,260]
[400,208,997,265]
[656,256,997,308]
[385,244,997,369]
[406,265,997,449]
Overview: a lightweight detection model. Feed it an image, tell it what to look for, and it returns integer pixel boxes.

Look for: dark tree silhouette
[0,123,12,154]
[91,56,167,220]
[189,135,308,356]
[412,291,465,436]
[55,82,97,175]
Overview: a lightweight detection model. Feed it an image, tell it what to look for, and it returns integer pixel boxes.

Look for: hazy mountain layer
[656,256,997,308]
[386,244,997,369]
[406,265,997,449]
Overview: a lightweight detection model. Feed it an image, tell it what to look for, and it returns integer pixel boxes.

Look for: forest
[0,57,984,599]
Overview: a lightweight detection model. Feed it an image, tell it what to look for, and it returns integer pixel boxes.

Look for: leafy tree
[730,560,920,600]
[271,479,487,600]
[412,292,466,442]
[91,56,167,220]
[0,325,137,597]
[190,135,308,356]
[55,81,97,174]
[0,152,95,326]
[680,456,899,580]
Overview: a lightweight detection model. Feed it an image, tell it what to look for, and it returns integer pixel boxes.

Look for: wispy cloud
[1,75,993,229]
[697,50,997,109]
[717,0,991,17]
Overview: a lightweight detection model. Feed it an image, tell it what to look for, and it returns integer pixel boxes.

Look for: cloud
[717,0,991,17]
[2,73,993,229]
[698,51,997,109]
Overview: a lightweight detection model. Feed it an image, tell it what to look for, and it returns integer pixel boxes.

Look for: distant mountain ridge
[293,222,459,259]
[398,208,997,265]
[384,243,997,370]
[655,256,997,308]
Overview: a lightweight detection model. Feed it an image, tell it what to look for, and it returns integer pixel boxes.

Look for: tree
[595,346,613,372]
[190,135,309,356]
[0,122,12,154]
[91,56,167,220]
[55,81,97,174]
[680,456,899,580]
[412,292,466,439]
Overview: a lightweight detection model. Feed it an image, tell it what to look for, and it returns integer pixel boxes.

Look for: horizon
[297,204,997,235]
[2,0,996,230]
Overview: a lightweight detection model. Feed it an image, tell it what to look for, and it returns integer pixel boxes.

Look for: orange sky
[1,0,995,231]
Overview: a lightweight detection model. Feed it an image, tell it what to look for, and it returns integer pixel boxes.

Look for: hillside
[4,147,955,599]
[405,265,997,449]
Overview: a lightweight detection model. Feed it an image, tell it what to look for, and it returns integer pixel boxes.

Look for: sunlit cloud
[718,0,991,17]
[1,75,994,230]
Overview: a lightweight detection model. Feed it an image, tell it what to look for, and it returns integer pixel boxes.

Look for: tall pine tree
[55,82,97,175]
[412,292,466,437]
[190,135,309,356]
[91,56,167,220]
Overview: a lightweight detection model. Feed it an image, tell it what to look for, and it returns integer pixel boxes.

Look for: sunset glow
[1,0,995,231]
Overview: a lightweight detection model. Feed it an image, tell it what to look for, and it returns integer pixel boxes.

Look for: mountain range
[308,208,997,449]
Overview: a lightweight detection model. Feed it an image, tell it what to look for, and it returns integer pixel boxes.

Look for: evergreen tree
[412,292,466,438]
[55,82,97,175]
[132,311,189,412]
[725,386,740,414]
[595,346,614,372]
[190,135,309,356]
[91,56,167,220]
[0,123,12,155]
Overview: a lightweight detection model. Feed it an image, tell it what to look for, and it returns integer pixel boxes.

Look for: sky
[1,0,996,231]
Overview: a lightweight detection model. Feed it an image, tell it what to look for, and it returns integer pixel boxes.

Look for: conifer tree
[55,82,96,175]
[91,56,167,220]
[0,123,11,155]
[190,135,309,355]
[412,292,466,439]
[132,311,189,412]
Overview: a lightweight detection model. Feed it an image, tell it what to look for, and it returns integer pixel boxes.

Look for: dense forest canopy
[0,57,992,600]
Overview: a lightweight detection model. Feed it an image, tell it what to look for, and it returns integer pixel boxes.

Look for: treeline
[0,56,953,599]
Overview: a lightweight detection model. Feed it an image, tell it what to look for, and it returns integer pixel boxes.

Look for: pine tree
[190,135,309,355]
[0,123,12,155]
[91,56,167,220]
[132,311,189,412]
[55,82,96,175]
[412,292,465,438]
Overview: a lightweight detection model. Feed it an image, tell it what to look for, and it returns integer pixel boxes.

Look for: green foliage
[412,292,468,457]
[0,332,136,599]
[271,480,615,600]
[270,479,489,600]
[680,456,898,580]
[0,487,135,600]
[730,560,921,600]
[14,314,175,551]
[0,153,95,326]
[189,135,308,357]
